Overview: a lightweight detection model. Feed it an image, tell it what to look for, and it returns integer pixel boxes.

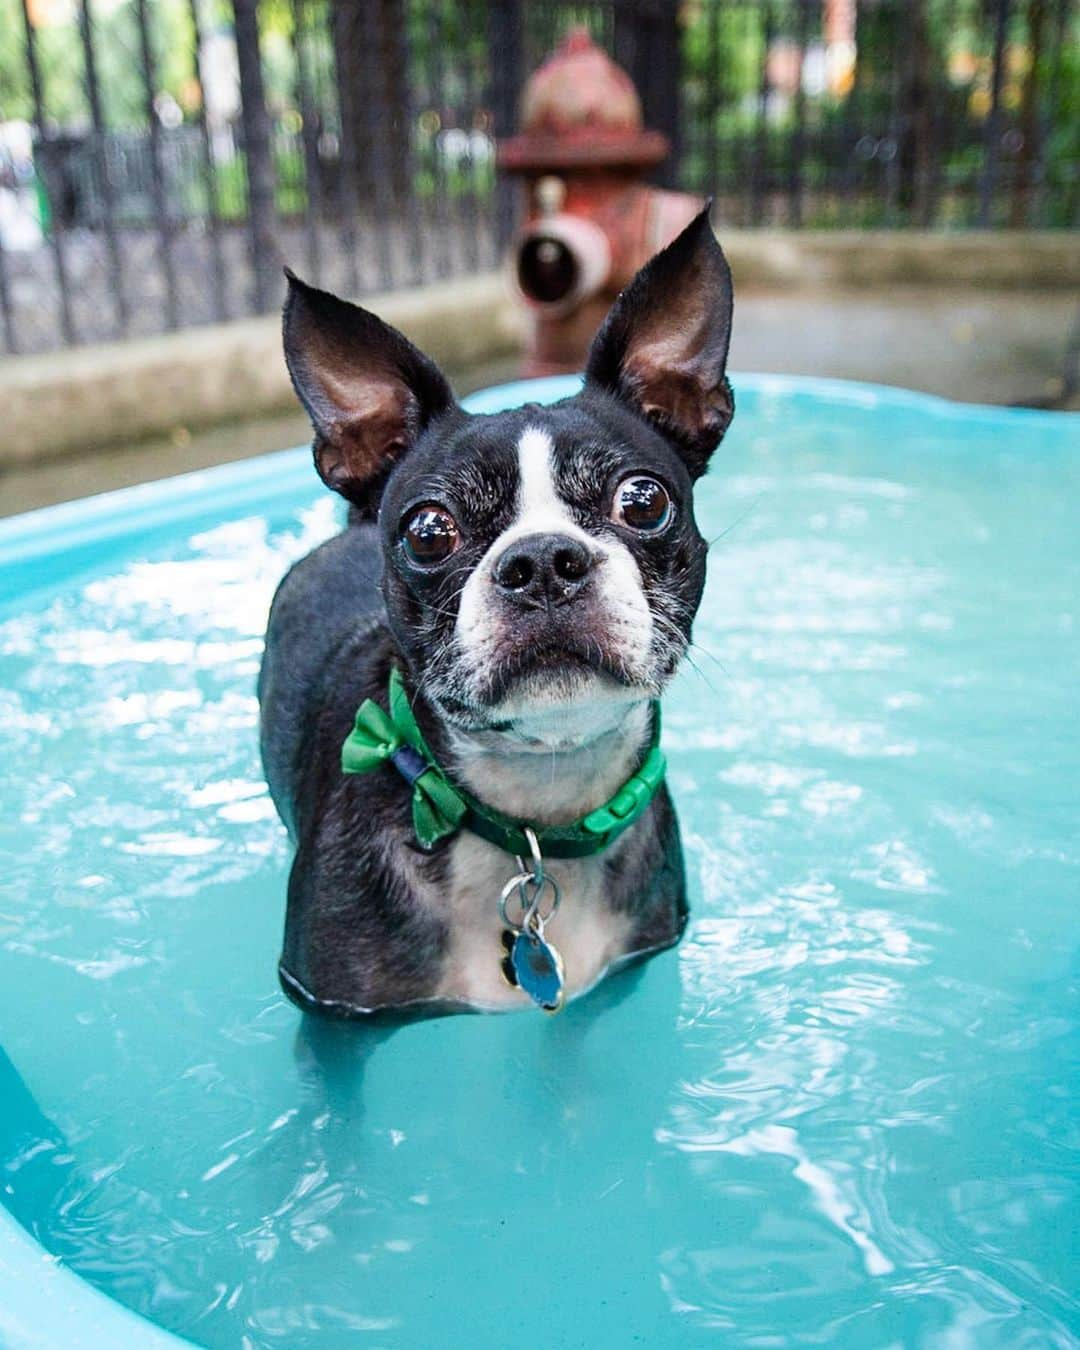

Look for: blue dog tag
[511,931,565,1013]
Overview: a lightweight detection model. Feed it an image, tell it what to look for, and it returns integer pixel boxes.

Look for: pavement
[729,287,1077,406]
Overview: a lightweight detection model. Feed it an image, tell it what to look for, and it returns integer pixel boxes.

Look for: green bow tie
[340,667,667,858]
[341,696,467,849]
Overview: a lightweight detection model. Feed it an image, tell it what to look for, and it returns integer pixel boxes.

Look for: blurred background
[0,0,1077,511]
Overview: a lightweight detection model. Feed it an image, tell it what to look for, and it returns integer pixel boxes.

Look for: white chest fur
[429,662,653,1011]
[435,831,632,1010]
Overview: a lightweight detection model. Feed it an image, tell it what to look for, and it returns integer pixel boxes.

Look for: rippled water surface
[1,381,1078,1348]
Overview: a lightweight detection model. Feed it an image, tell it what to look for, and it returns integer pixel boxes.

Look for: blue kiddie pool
[1,375,1077,1348]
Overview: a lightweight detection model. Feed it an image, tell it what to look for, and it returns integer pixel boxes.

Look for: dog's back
[258,522,383,838]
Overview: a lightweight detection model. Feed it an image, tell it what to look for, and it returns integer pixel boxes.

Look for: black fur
[259,208,733,1017]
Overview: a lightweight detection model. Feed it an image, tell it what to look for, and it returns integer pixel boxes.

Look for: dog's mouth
[476,633,633,708]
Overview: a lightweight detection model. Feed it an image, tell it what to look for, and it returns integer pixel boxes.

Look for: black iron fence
[0,0,1075,356]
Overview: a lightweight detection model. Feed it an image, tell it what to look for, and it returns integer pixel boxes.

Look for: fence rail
[0,0,1075,356]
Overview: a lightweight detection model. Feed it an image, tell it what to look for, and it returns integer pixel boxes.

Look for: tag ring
[515,826,544,887]
[498,871,561,933]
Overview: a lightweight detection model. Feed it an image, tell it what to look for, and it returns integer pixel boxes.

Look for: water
[1,379,1078,1348]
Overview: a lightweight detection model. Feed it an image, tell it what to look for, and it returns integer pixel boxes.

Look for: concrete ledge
[0,272,522,467]
[2,233,1075,469]
[721,230,1080,291]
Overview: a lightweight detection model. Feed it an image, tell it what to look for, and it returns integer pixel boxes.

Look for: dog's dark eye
[611,477,673,532]
[401,505,460,565]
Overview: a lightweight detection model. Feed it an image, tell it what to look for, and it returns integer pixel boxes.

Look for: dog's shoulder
[268,522,383,631]
[260,523,389,836]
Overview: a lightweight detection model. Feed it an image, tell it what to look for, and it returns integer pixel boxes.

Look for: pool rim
[0,1205,196,1348]
[1,372,1074,582]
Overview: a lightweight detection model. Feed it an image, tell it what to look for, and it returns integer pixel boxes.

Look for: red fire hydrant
[497,28,704,376]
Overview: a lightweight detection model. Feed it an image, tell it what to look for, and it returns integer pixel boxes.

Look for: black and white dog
[259,208,734,1018]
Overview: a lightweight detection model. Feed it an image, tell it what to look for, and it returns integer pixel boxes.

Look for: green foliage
[0,0,1074,230]
[206,145,307,219]
[0,0,197,127]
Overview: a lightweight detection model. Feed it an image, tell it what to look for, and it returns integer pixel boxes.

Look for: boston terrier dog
[259,207,734,1019]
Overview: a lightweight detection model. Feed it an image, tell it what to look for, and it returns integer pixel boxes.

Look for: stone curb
[0,272,522,468]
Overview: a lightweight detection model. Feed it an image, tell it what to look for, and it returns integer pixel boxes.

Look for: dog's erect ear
[282,270,455,511]
[584,206,734,477]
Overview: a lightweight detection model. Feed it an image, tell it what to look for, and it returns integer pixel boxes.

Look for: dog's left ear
[585,206,734,478]
[283,270,455,513]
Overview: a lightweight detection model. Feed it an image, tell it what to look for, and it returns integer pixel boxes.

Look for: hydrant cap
[498,28,669,172]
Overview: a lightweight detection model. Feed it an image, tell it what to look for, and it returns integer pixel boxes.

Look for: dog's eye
[401,505,460,564]
[611,476,673,532]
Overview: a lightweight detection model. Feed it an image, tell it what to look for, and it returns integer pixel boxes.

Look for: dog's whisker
[706,495,763,549]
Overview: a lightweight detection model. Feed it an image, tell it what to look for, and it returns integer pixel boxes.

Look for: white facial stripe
[517,426,569,523]
[505,425,582,545]
[453,420,656,715]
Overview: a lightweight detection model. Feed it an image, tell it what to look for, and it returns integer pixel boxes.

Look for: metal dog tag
[511,929,565,1013]
[497,827,566,1013]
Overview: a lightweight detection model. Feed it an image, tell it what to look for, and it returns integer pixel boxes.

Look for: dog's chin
[469,653,650,751]
[493,660,604,714]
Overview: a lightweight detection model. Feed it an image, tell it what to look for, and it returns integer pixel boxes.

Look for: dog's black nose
[493,532,594,607]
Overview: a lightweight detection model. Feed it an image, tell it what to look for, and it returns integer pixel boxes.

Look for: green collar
[340,667,666,859]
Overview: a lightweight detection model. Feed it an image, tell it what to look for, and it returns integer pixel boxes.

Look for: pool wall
[0,1204,192,1347]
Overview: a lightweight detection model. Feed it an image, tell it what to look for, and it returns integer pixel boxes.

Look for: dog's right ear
[282,270,455,513]
[584,206,734,479]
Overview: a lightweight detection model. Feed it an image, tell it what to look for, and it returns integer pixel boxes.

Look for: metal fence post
[135,0,180,330]
[750,4,773,224]
[189,0,230,321]
[77,0,128,336]
[489,0,524,254]
[19,0,76,346]
[978,0,1010,227]
[290,0,323,286]
[232,0,279,313]
[363,1,397,290]
[621,0,683,191]
[1012,0,1046,227]
[329,0,362,295]
[789,0,811,228]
